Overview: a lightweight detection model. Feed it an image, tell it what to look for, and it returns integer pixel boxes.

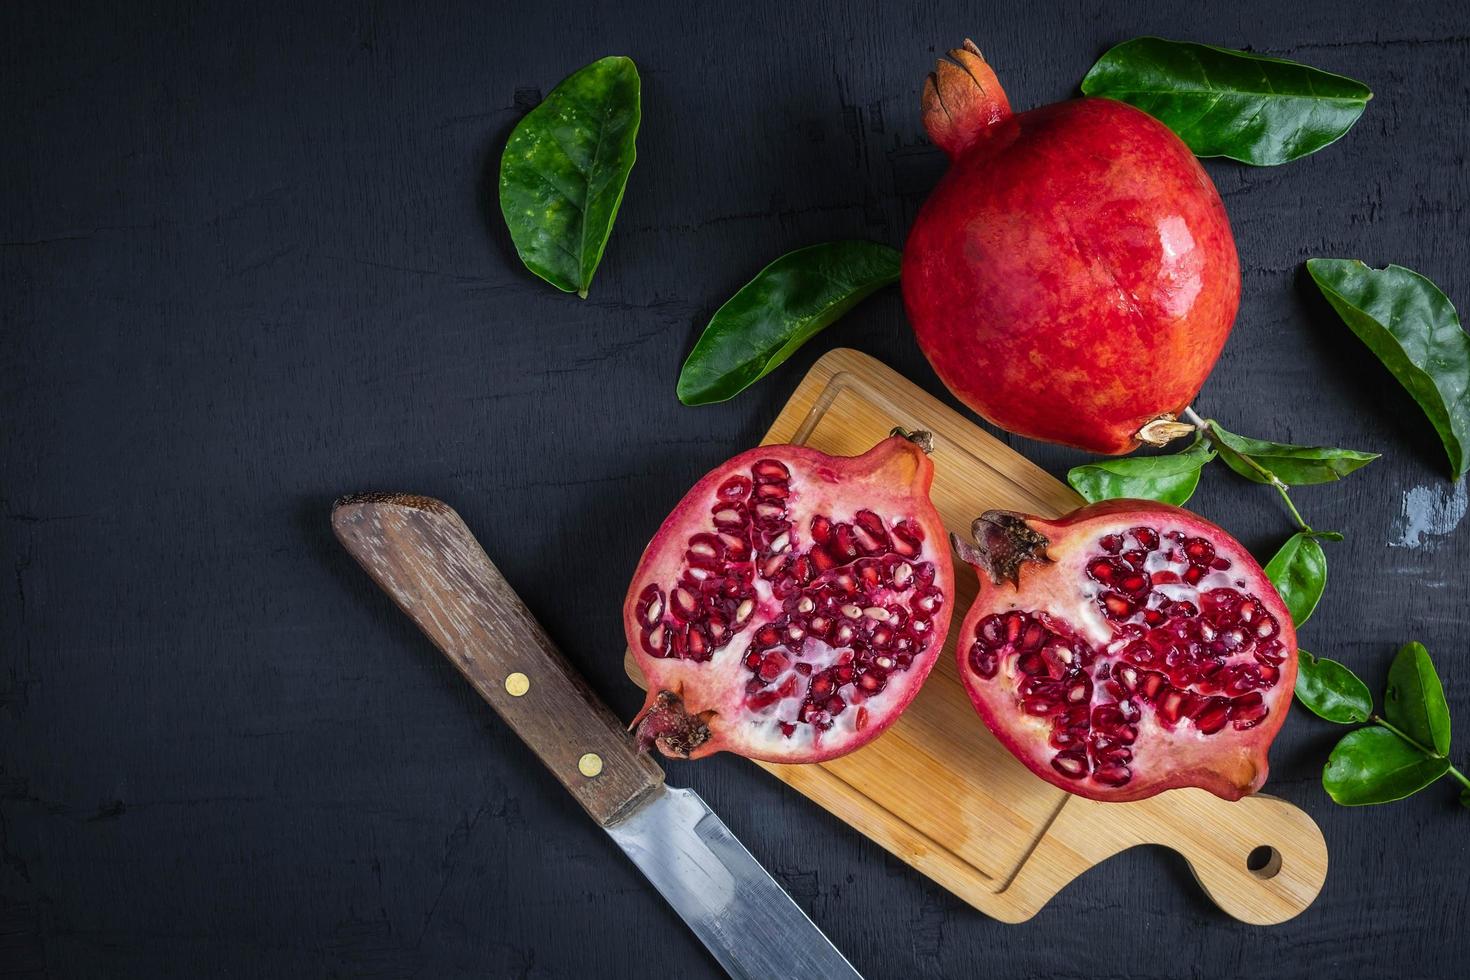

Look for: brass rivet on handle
[504,672,530,697]
[578,753,603,778]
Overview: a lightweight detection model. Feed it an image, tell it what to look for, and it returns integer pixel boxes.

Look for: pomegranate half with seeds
[953,500,1295,802]
[624,431,953,763]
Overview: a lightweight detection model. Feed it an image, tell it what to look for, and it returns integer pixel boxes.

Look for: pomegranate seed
[1193,697,1230,735]
[1183,537,1214,565]
[831,524,857,559]
[809,548,837,572]
[1099,533,1124,553]
[855,707,869,731]
[1130,526,1160,550]
[1229,692,1270,729]
[1051,751,1089,779]
[779,722,796,737]
[1102,593,1133,619]
[752,459,789,481]
[863,606,890,621]
[970,647,998,678]
[1092,765,1132,787]
[753,501,784,520]
[747,689,782,710]
[718,475,750,498]
[892,562,913,588]
[1119,573,1149,595]
[1182,565,1205,586]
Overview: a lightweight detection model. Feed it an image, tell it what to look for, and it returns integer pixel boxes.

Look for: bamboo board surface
[626,348,1327,924]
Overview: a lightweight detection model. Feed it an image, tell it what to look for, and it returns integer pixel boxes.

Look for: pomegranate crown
[921,39,1013,160]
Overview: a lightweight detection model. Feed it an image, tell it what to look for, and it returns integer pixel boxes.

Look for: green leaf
[1461,786,1470,810]
[1384,641,1452,757]
[1207,424,1378,486]
[499,56,640,298]
[1307,259,1470,479]
[1067,439,1215,506]
[1323,726,1449,805]
[676,242,901,405]
[1080,37,1371,165]
[1263,533,1327,627]
[1294,650,1373,724]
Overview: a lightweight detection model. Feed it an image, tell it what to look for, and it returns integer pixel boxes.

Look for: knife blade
[608,786,861,980]
[331,492,863,980]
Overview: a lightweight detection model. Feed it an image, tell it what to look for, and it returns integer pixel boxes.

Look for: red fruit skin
[623,436,953,764]
[903,50,1240,454]
[955,500,1296,803]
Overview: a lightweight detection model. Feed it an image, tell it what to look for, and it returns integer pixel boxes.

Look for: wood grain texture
[332,493,663,827]
[625,349,1329,924]
[2,1,1467,976]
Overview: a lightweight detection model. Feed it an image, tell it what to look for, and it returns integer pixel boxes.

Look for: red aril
[902,41,1240,454]
[953,500,1295,802]
[624,431,953,763]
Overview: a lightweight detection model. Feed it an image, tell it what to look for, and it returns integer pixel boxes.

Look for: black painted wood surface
[3,1,1468,977]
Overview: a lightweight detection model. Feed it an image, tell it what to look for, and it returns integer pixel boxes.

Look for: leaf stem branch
[1182,407,1313,533]
[1371,714,1470,790]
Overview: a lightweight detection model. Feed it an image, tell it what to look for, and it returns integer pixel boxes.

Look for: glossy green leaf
[1208,424,1378,486]
[499,56,640,298]
[1263,533,1327,627]
[677,242,901,405]
[1295,650,1372,724]
[1323,726,1449,805]
[1067,439,1215,506]
[1307,259,1470,479]
[1080,37,1371,165]
[1384,642,1451,757]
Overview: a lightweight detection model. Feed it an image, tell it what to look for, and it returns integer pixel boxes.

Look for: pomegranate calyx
[890,426,935,454]
[1135,414,1198,447]
[634,690,712,758]
[952,511,1052,587]
[921,39,1013,161]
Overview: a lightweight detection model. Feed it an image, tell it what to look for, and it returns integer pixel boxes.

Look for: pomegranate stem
[1184,407,1313,534]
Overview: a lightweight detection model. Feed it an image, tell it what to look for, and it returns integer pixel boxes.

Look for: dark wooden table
[4,1,1467,976]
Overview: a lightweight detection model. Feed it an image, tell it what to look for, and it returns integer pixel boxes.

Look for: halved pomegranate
[953,500,1296,802]
[624,431,953,763]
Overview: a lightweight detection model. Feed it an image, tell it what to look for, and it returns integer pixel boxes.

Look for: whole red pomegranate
[624,431,953,763]
[953,500,1295,802]
[902,41,1240,454]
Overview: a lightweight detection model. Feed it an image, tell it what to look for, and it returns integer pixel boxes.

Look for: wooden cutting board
[625,348,1327,924]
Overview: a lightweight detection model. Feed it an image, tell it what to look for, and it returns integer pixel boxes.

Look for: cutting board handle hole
[1246,845,1282,879]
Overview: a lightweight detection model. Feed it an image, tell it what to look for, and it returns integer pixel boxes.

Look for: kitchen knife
[332,492,863,980]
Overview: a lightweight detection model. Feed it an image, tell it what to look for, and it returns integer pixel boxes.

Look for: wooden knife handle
[331,492,664,827]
